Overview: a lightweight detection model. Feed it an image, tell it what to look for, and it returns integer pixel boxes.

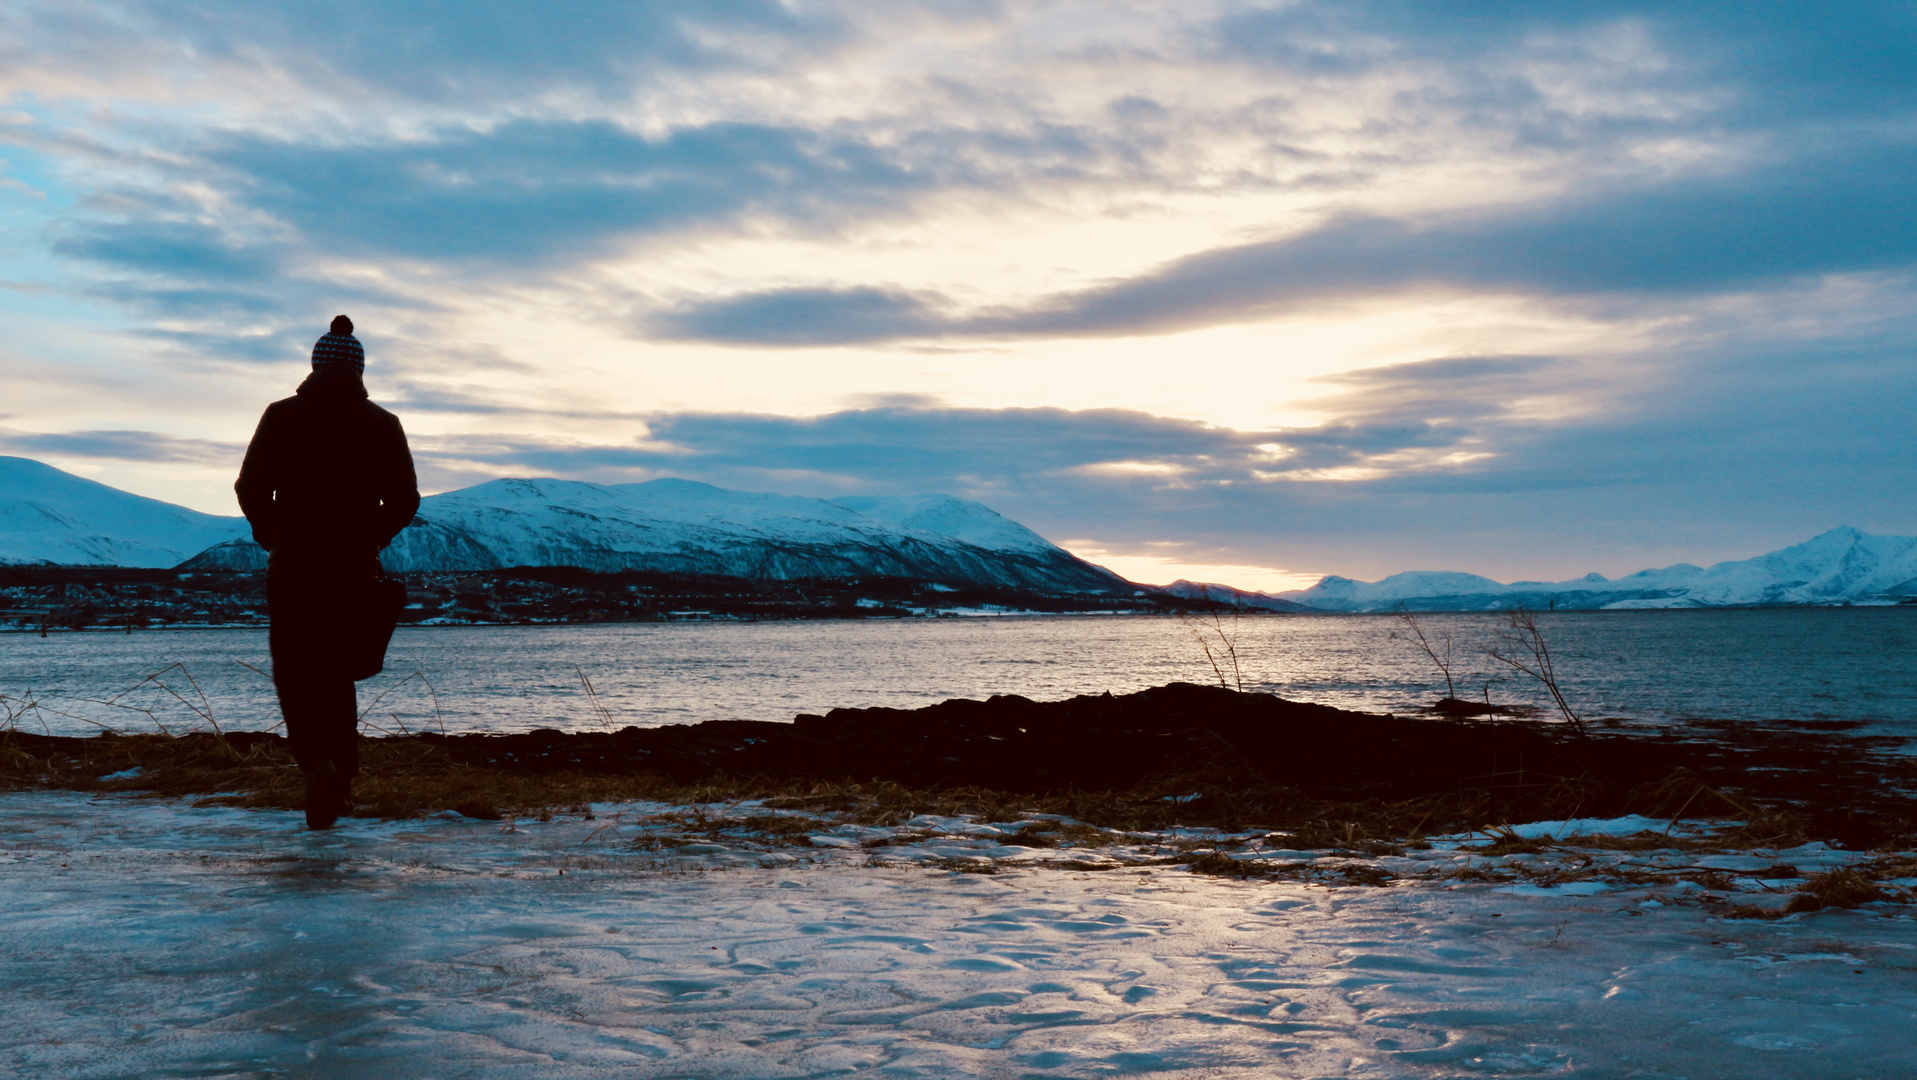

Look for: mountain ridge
[1158,580,1314,613]
[6,455,1914,608]
[28,465,1129,593]
[0,456,249,568]
[1269,527,1917,610]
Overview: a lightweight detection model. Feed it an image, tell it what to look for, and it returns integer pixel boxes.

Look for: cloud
[407,406,1250,485]
[45,203,430,326]
[0,428,243,464]
[52,221,279,283]
[1208,2,1917,129]
[133,326,352,366]
[14,294,1917,581]
[29,0,1917,351]
[42,118,957,331]
[644,406,1257,481]
[403,394,1503,501]
[8,0,1917,583]
[655,136,1917,345]
[653,286,946,346]
[1307,355,1571,424]
[1,1,846,106]
[204,120,944,266]
[393,291,1917,578]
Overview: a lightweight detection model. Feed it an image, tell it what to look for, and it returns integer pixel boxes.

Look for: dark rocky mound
[400,683,1917,841]
[10,683,1914,845]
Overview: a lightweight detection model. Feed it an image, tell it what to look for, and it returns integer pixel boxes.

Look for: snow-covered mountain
[182,475,1127,592]
[1159,580,1314,612]
[831,494,1060,557]
[1275,528,1917,611]
[13,455,1910,609]
[0,456,248,567]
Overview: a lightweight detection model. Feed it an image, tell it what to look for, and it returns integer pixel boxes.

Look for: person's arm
[372,413,421,549]
[234,405,283,551]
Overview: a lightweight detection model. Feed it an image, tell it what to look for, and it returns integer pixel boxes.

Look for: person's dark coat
[236,368,419,680]
[236,367,419,564]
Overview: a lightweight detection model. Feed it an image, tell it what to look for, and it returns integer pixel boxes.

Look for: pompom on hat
[310,314,365,376]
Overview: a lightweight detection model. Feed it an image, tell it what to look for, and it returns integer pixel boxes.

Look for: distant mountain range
[0,457,1126,594]
[4,455,1913,609]
[1138,531,1917,611]
[0,457,249,567]
[1258,527,1917,610]
[1158,580,1315,612]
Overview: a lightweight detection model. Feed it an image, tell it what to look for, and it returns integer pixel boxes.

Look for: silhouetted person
[236,315,419,828]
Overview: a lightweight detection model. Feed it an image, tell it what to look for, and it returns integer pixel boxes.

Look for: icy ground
[3,793,1915,1079]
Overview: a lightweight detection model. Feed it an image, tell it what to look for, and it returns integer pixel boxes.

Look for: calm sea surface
[2,609,1914,741]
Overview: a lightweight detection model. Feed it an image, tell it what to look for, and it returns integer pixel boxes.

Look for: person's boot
[304,758,343,830]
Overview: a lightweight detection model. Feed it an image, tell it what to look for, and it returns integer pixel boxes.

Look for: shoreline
[3,598,1917,633]
[11,683,1917,851]
[9,562,1917,634]
[0,607,1172,633]
[9,601,1917,635]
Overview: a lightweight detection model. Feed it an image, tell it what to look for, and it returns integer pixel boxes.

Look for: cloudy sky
[2,1,1913,588]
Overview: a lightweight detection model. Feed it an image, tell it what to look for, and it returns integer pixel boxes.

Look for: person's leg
[276,671,349,828]
[318,675,360,792]
[275,671,325,773]
[268,571,321,771]
[267,561,364,828]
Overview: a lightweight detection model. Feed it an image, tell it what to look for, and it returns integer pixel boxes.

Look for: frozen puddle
[3,792,1915,1078]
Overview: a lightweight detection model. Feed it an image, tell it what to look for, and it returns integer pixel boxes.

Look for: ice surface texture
[4,792,1915,1078]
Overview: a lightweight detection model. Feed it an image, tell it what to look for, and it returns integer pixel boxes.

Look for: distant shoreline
[0,563,1199,632]
[10,603,1917,637]
[8,601,1917,636]
[0,608,1182,633]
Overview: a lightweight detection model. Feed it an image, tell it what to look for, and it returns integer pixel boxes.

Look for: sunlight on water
[3,609,1913,739]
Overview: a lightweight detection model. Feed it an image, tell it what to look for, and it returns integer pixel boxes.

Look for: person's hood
[296,367,369,401]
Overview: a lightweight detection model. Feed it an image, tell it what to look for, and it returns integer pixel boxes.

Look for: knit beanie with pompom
[310,314,364,376]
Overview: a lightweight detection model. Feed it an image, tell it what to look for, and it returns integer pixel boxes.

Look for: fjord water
[3,608,1914,740]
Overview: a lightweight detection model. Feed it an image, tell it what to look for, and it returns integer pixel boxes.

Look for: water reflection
[3,609,1912,738]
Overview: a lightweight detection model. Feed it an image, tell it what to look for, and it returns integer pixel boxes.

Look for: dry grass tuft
[926,857,999,874]
[1796,868,1891,909]
[1178,851,1282,880]
[0,728,1768,843]
[4,727,1912,869]
[1468,830,1548,856]
[1722,867,1892,919]
[1173,850,1396,888]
